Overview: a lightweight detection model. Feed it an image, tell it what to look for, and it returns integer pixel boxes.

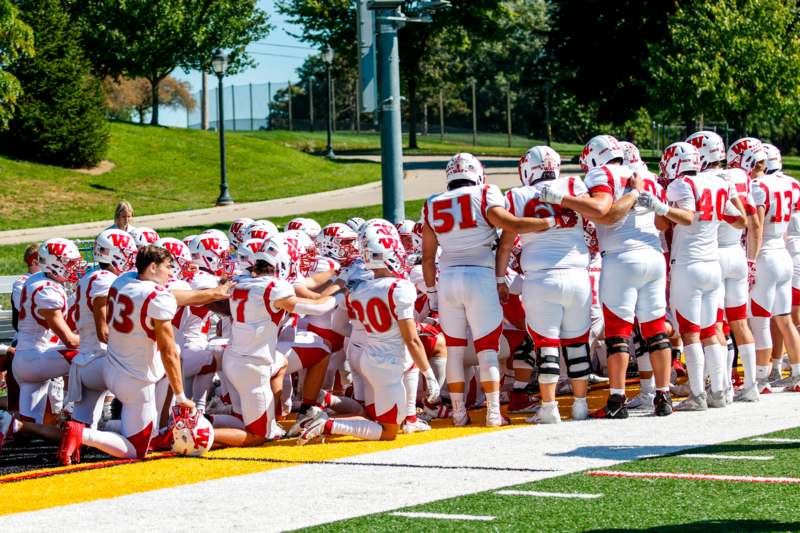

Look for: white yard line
[680,453,774,461]
[495,490,603,499]
[5,393,800,533]
[751,437,800,444]
[390,511,495,521]
[588,470,800,484]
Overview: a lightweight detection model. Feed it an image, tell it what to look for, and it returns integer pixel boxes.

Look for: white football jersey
[752,171,800,251]
[105,274,177,383]
[74,268,116,358]
[424,184,505,269]
[174,269,217,348]
[784,174,800,253]
[506,176,589,272]
[667,171,737,265]
[717,167,754,247]
[312,256,340,274]
[583,164,662,254]
[345,277,416,356]
[11,273,30,311]
[225,275,294,362]
[16,272,66,352]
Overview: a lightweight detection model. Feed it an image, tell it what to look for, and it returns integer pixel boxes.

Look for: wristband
[175,392,188,403]
[426,287,437,293]
[496,276,507,284]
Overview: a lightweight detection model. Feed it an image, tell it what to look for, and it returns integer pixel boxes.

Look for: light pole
[323,45,336,159]
[212,51,233,206]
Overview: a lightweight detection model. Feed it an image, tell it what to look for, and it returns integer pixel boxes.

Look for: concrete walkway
[0,155,579,245]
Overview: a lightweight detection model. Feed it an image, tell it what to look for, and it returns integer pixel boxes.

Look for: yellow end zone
[0,387,619,516]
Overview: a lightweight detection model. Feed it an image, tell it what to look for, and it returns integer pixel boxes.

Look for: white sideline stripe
[5,394,800,533]
[495,490,602,499]
[588,470,800,484]
[390,511,494,521]
[681,453,773,461]
[751,437,800,443]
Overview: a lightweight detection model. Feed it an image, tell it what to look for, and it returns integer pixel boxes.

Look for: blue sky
[160,0,315,127]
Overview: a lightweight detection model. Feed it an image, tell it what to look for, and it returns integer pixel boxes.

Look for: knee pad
[605,336,630,357]
[512,336,537,371]
[636,354,653,373]
[477,350,500,383]
[537,346,561,384]
[750,317,772,350]
[646,332,671,353]
[563,343,591,380]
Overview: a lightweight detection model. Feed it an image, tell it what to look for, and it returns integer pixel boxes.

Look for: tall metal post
[326,62,336,158]
[377,8,405,222]
[355,79,361,133]
[506,83,512,148]
[231,84,236,131]
[249,82,254,131]
[471,80,477,146]
[288,81,293,131]
[309,78,315,132]
[216,75,233,206]
[201,72,209,130]
[439,88,444,142]
[267,82,272,129]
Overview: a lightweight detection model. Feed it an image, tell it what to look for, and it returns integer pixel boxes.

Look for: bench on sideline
[0,275,18,342]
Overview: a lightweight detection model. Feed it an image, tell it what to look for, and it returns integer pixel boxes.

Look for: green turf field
[0,122,380,231]
[305,426,800,532]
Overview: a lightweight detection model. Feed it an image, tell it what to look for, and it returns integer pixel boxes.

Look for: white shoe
[287,406,324,438]
[626,391,655,410]
[669,383,691,397]
[675,392,708,411]
[269,419,286,440]
[451,409,471,427]
[733,385,759,402]
[757,380,773,394]
[725,386,734,405]
[0,343,8,356]
[707,390,726,408]
[527,404,560,424]
[422,402,450,420]
[402,418,431,433]
[485,412,510,427]
[571,398,589,420]
[0,410,14,453]
[296,412,329,445]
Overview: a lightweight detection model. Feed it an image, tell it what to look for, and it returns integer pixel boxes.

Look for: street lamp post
[323,45,336,159]
[212,51,234,206]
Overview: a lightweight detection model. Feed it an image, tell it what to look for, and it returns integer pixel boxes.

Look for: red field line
[588,470,800,484]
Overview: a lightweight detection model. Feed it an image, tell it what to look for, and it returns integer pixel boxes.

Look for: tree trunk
[408,74,418,149]
[150,77,160,125]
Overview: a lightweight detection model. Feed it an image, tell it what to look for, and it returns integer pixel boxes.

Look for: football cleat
[770,374,796,390]
[757,380,773,394]
[591,394,629,419]
[707,390,727,408]
[555,380,573,396]
[507,391,540,414]
[781,375,800,392]
[768,366,784,384]
[0,410,14,453]
[626,391,655,411]
[287,406,324,438]
[653,391,673,416]
[672,357,687,378]
[669,382,692,397]
[296,412,329,446]
[571,398,589,421]
[58,420,85,466]
[674,392,708,411]
[422,401,451,420]
[527,403,561,424]
[451,409,471,427]
[733,385,760,402]
[485,412,510,427]
[269,419,286,440]
[402,418,431,434]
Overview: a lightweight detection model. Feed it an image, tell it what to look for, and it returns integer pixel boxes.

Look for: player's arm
[657,207,693,226]
[155,318,193,409]
[295,280,343,299]
[273,295,336,316]
[495,230,516,304]
[723,196,747,229]
[486,207,556,234]
[398,317,440,403]
[91,295,109,344]
[589,172,644,224]
[301,269,337,291]
[40,308,79,348]
[171,280,235,306]
[747,207,765,261]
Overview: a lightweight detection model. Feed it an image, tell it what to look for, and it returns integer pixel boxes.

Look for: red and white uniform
[11,273,30,314]
[783,173,800,306]
[173,270,217,379]
[222,275,294,437]
[750,172,799,319]
[103,274,177,457]
[506,177,591,345]
[717,168,754,321]
[12,272,74,423]
[68,268,117,426]
[423,184,505,352]
[584,165,667,339]
[667,171,737,336]
[345,277,416,423]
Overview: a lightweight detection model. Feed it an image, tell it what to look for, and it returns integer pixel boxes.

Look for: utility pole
[377,7,404,222]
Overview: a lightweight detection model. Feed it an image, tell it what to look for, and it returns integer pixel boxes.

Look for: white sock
[542,400,558,410]
[82,427,138,459]
[739,343,757,388]
[210,414,245,429]
[684,343,705,396]
[402,368,419,419]
[704,343,726,394]
[610,388,625,397]
[430,356,447,388]
[757,365,770,381]
[725,340,735,390]
[486,390,500,417]
[328,418,382,441]
[450,391,465,413]
[640,376,655,395]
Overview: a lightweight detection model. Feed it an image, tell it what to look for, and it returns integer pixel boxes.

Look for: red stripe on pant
[127,422,154,459]
[602,305,634,338]
[675,311,700,334]
[245,411,268,437]
[526,326,560,348]
[474,324,503,353]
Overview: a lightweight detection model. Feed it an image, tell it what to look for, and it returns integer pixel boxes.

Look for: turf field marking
[588,470,800,484]
[680,453,774,461]
[390,511,495,521]
[495,489,603,499]
[751,437,800,444]
[0,454,175,484]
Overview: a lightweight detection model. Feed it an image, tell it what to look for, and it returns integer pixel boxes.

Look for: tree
[103,75,196,123]
[0,0,34,128]
[1,0,108,167]
[647,0,800,135]
[75,0,271,125]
